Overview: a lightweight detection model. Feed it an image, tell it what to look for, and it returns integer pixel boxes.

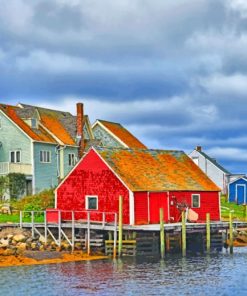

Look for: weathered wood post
[113,213,117,259]
[44,210,47,245]
[87,212,91,255]
[72,211,75,252]
[244,205,247,221]
[118,195,123,258]
[229,212,233,254]
[182,211,186,256]
[58,210,61,247]
[160,208,165,259]
[206,213,210,253]
[19,211,23,229]
[31,211,34,238]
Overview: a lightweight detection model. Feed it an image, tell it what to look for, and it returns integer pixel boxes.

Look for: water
[0,248,247,296]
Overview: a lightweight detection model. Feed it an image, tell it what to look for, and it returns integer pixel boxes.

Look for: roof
[0,103,93,146]
[96,120,147,149]
[229,176,247,185]
[0,104,57,144]
[195,150,231,174]
[95,147,220,192]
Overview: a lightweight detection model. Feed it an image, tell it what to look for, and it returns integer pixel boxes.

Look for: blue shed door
[236,185,246,204]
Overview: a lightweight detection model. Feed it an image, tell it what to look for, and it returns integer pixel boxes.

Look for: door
[149,192,168,223]
[236,184,246,204]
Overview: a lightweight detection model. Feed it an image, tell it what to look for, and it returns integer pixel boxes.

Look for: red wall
[134,191,220,224]
[169,191,220,222]
[56,150,130,224]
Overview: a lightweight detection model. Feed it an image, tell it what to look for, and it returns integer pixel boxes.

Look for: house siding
[93,124,123,148]
[34,142,58,192]
[0,111,31,164]
[56,149,130,224]
[63,146,79,177]
[189,150,226,192]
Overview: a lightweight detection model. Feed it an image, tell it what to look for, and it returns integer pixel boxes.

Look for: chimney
[196,146,202,152]
[77,103,84,158]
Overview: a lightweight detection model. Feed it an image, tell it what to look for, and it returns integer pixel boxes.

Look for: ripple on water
[0,249,247,296]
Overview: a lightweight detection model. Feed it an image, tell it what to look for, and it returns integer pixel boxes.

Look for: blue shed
[228,177,247,204]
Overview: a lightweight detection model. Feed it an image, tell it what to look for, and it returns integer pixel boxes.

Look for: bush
[11,189,55,212]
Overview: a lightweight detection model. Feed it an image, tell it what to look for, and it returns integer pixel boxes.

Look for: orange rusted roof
[95,147,220,192]
[98,120,147,149]
[0,104,57,143]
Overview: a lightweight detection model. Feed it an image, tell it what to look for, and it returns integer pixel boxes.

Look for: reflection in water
[0,248,247,296]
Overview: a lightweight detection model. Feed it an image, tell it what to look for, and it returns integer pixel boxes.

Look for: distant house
[55,147,221,225]
[228,177,247,204]
[0,102,94,198]
[92,120,147,149]
[189,146,232,194]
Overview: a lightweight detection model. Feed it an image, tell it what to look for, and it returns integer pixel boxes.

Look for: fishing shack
[53,147,221,225]
[228,177,247,204]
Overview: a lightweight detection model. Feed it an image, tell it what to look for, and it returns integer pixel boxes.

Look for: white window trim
[9,150,22,163]
[191,194,200,208]
[85,195,98,210]
[40,150,51,163]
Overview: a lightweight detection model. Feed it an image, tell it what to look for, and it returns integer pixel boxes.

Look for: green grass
[0,213,45,224]
[221,196,247,221]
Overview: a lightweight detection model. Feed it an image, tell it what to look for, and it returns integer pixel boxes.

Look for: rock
[7,234,13,240]
[0,238,9,247]
[31,242,37,250]
[17,242,27,251]
[39,245,44,251]
[39,235,46,244]
[61,242,70,250]
[13,234,26,242]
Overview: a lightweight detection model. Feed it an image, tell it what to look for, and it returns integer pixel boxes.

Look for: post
[20,211,23,229]
[229,212,233,254]
[44,211,47,245]
[182,211,186,256]
[206,213,210,253]
[113,213,117,259]
[31,211,34,238]
[118,195,123,258]
[244,205,247,221]
[72,211,75,252]
[160,208,165,259]
[87,212,91,255]
[102,212,106,229]
[58,210,61,247]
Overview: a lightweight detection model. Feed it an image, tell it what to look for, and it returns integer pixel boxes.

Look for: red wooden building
[55,147,221,225]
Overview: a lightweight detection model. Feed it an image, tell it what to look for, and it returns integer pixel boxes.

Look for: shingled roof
[96,120,147,149]
[95,147,220,192]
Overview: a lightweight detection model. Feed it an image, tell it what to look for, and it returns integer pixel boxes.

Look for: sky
[1,0,247,173]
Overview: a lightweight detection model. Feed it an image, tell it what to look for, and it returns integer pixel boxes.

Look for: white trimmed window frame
[85,195,98,210]
[40,150,51,163]
[192,194,200,208]
[9,150,21,163]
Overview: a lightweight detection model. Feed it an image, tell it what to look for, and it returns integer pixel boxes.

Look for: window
[40,151,51,163]
[31,118,38,129]
[192,194,200,208]
[68,153,76,166]
[10,150,21,163]
[86,196,98,210]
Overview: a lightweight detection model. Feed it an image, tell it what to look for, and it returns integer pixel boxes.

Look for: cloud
[1,0,247,173]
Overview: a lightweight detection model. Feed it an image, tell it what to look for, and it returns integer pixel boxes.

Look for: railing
[0,162,32,175]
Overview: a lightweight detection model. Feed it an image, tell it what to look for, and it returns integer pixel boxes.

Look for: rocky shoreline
[0,228,107,267]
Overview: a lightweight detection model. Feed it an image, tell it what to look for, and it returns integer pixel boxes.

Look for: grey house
[189,146,231,194]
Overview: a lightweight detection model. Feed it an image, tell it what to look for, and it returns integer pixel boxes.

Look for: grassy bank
[221,196,247,221]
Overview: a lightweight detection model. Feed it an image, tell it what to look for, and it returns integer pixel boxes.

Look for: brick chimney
[77,103,84,158]
[196,146,202,152]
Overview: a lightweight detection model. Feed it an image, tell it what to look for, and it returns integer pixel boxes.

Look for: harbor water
[0,248,247,296]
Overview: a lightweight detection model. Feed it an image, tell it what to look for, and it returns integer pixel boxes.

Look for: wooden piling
[182,211,186,256]
[206,213,210,253]
[118,195,123,258]
[71,211,75,252]
[113,213,117,259]
[160,208,165,259]
[44,211,47,245]
[31,211,34,238]
[244,205,247,221]
[58,210,61,247]
[87,212,91,255]
[229,212,233,254]
[19,211,23,229]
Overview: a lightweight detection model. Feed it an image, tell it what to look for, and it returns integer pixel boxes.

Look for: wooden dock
[0,209,247,258]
